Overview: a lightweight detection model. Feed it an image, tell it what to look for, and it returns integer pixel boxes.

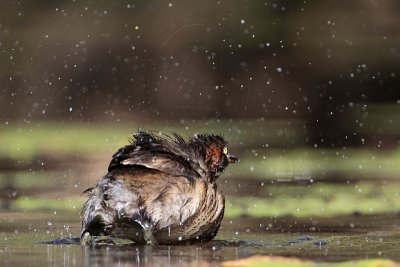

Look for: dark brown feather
[80,131,237,245]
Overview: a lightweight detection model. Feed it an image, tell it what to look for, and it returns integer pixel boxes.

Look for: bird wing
[108,146,200,179]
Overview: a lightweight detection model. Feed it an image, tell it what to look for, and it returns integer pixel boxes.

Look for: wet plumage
[80,131,238,245]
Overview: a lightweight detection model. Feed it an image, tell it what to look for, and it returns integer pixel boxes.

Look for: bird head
[190,134,238,180]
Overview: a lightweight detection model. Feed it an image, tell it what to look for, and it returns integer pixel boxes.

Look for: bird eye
[223,147,228,154]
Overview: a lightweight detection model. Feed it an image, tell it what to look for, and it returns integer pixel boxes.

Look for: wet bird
[80,131,238,245]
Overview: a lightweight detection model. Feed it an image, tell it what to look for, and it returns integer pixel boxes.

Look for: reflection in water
[36,239,261,267]
[82,245,214,267]
[2,167,400,266]
[1,212,400,266]
[46,245,80,267]
[82,243,219,267]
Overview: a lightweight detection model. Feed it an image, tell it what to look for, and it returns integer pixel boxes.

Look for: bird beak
[227,154,239,163]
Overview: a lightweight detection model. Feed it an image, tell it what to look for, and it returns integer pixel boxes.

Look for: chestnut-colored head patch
[205,145,223,170]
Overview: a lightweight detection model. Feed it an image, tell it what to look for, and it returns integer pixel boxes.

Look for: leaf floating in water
[221,255,313,267]
[222,256,398,267]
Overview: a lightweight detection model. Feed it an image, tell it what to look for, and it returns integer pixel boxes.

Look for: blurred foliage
[1,121,400,179]
[0,171,60,188]
[0,119,304,159]
[11,197,82,212]
[226,181,400,218]
[231,147,400,180]
[6,180,399,219]
[0,122,131,159]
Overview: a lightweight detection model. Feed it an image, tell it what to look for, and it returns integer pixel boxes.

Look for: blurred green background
[1,1,400,264]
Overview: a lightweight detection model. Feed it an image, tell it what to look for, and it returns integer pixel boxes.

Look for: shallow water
[1,209,400,266]
[1,167,400,266]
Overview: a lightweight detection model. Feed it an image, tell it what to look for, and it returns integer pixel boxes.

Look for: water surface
[1,204,399,266]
